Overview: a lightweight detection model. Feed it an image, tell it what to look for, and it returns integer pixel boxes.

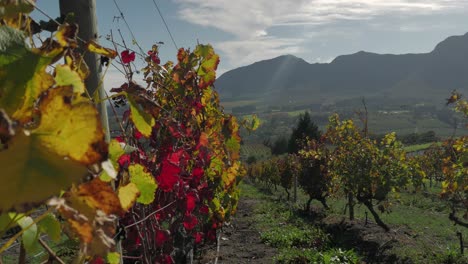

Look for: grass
[242,180,468,263]
[240,182,361,264]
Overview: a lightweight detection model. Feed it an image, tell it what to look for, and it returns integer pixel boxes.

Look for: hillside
[216,32,468,107]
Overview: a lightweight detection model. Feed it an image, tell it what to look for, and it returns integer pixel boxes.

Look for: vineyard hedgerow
[0,2,255,263]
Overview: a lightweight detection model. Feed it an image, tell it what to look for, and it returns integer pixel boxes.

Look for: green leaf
[127,94,155,137]
[17,216,40,254]
[129,164,157,204]
[194,44,219,87]
[0,26,55,119]
[0,213,18,231]
[107,252,121,264]
[38,214,61,242]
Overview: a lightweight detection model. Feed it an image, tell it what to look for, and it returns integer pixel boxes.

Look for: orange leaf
[73,178,124,216]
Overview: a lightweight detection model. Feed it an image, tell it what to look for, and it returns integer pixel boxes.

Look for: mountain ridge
[216,32,468,106]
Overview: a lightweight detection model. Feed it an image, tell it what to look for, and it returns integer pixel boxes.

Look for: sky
[33,0,468,90]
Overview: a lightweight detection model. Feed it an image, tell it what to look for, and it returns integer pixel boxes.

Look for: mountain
[215,32,468,107]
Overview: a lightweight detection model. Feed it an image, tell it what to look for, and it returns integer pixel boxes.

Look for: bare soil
[196,198,277,264]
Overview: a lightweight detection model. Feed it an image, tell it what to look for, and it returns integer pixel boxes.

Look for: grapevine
[0,2,251,263]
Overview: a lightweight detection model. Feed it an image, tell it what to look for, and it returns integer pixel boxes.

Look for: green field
[240,144,271,161]
[404,142,442,152]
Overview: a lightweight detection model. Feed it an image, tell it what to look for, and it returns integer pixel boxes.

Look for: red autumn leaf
[121,50,135,64]
[183,214,198,230]
[118,154,131,167]
[167,149,184,166]
[155,229,170,247]
[192,167,204,180]
[90,257,105,264]
[168,126,182,139]
[186,192,197,213]
[148,50,161,64]
[115,136,124,143]
[134,129,143,140]
[157,160,180,192]
[200,205,209,214]
[194,232,203,244]
[151,54,160,64]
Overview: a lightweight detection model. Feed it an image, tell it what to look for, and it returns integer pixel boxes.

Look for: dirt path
[197,197,277,263]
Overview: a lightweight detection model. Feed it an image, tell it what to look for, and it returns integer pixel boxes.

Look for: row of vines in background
[0,1,257,263]
[248,97,467,231]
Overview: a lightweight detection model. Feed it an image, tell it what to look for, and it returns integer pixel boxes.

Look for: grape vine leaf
[106,252,121,264]
[225,137,240,160]
[100,139,125,182]
[38,214,61,242]
[0,212,20,233]
[61,178,123,256]
[118,183,140,211]
[194,45,219,89]
[17,216,40,254]
[54,65,85,94]
[0,0,34,19]
[0,26,55,120]
[127,94,155,137]
[129,164,157,204]
[67,178,123,216]
[0,86,107,212]
[86,40,117,59]
[33,86,107,165]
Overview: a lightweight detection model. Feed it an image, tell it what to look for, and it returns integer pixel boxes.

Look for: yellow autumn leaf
[118,183,140,212]
[86,40,117,59]
[33,86,107,164]
[127,94,155,138]
[54,65,85,94]
[0,86,107,212]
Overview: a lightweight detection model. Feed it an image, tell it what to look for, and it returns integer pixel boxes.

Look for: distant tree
[278,154,300,201]
[271,136,289,155]
[263,138,272,148]
[246,155,257,165]
[298,140,331,211]
[288,112,321,154]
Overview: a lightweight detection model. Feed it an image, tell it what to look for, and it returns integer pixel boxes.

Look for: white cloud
[174,0,468,69]
[217,36,305,68]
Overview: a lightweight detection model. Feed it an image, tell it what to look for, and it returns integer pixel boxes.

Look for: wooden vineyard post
[59,0,110,142]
